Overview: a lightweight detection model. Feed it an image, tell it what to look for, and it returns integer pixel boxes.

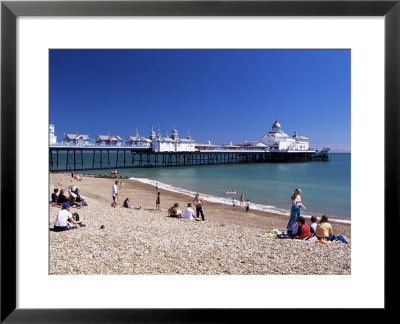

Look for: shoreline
[75,172,350,225]
[128,176,351,225]
[49,173,351,275]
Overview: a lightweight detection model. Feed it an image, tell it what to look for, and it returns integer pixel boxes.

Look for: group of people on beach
[167,193,206,222]
[232,193,251,212]
[50,184,86,209]
[281,188,348,244]
[50,174,348,244]
[70,170,83,181]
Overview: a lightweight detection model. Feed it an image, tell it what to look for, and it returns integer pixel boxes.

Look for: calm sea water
[59,153,350,221]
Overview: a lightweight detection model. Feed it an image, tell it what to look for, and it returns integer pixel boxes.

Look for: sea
[56,153,350,223]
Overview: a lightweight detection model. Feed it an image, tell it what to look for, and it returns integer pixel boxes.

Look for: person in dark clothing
[57,189,69,204]
[51,188,59,203]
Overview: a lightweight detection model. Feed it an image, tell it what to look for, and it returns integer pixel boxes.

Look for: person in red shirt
[296,216,311,240]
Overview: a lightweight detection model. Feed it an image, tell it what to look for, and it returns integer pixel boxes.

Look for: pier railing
[49,147,329,172]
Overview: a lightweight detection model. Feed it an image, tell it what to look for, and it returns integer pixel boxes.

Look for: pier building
[259,120,311,151]
[96,135,123,146]
[151,127,196,152]
[49,123,57,145]
[195,141,220,151]
[126,128,152,148]
[64,134,90,145]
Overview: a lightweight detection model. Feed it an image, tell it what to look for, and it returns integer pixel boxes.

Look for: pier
[49,146,329,172]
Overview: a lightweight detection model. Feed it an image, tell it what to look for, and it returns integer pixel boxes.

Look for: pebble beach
[49,173,351,275]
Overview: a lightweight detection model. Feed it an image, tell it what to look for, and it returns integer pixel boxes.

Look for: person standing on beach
[71,169,74,178]
[194,193,206,222]
[156,191,161,211]
[232,197,237,208]
[112,180,119,208]
[240,193,245,206]
[287,188,306,235]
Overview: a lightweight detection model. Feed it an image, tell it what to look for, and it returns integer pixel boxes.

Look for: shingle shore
[49,173,351,275]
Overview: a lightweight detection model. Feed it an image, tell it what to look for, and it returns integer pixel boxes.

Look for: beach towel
[262,232,276,238]
[50,202,62,208]
[305,236,317,243]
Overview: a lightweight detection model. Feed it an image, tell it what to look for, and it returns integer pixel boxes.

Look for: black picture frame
[1,0,397,322]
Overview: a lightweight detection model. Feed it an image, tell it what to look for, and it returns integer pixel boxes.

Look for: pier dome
[171,127,179,140]
[259,120,310,151]
[272,120,281,133]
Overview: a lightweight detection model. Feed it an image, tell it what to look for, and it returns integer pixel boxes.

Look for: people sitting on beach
[245,199,250,212]
[184,203,199,221]
[51,188,59,203]
[53,203,82,232]
[123,198,141,210]
[68,192,82,208]
[315,215,335,243]
[168,203,182,218]
[309,216,317,236]
[289,220,301,238]
[295,216,312,240]
[232,198,237,208]
[57,189,69,204]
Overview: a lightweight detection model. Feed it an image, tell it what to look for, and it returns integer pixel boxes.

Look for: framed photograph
[1,0,397,321]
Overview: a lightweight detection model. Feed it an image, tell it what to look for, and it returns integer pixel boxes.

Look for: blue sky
[50,49,351,152]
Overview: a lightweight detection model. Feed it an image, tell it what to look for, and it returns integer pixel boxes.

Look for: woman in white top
[287,188,306,234]
[194,193,206,221]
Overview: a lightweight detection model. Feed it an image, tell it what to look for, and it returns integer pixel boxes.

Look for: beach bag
[72,212,80,221]
[277,233,290,239]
